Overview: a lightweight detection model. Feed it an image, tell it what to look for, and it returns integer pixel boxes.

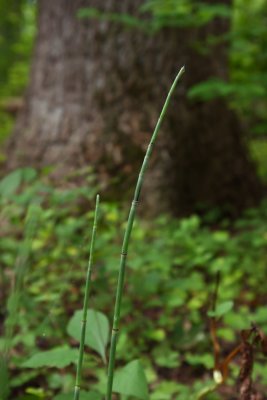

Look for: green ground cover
[1,168,267,399]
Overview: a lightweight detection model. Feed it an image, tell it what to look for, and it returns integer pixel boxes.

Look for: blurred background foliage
[1,0,267,175]
[0,0,36,145]
[1,0,267,399]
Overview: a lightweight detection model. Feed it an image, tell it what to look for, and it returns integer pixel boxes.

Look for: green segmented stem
[73,194,100,400]
[106,66,185,400]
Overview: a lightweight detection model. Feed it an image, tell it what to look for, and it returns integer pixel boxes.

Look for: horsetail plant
[106,66,185,400]
[73,194,100,400]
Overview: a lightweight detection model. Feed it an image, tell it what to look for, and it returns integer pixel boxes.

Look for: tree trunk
[6,0,263,216]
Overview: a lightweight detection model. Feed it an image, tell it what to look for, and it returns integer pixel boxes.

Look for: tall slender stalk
[73,194,100,400]
[106,67,185,400]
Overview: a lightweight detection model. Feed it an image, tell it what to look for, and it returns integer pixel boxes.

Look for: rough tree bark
[6,0,263,216]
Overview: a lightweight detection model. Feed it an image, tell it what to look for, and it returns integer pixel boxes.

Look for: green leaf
[0,168,37,198]
[0,169,22,197]
[208,301,234,318]
[54,391,102,400]
[113,359,149,400]
[25,387,45,398]
[21,167,37,182]
[188,79,234,101]
[196,3,231,24]
[22,346,78,368]
[185,353,213,369]
[67,309,109,363]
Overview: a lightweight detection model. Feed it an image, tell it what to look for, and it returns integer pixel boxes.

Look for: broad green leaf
[22,346,78,368]
[67,309,109,363]
[0,168,37,199]
[113,359,149,400]
[188,78,234,101]
[25,387,45,397]
[185,353,213,369]
[208,301,234,318]
[0,169,22,197]
[149,381,187,400]
[21,167,37,182]
[54,391,102,400]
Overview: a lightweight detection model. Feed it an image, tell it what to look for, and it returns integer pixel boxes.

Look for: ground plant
[2,167,267,399]
[1,66,267,399]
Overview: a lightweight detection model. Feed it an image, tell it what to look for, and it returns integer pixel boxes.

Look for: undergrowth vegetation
[0,1,35,146]
[1,167,267,399]
[1,2,267,399]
